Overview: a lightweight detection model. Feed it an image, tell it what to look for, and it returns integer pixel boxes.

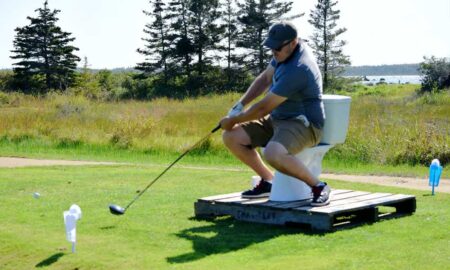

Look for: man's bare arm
[234,92,286,123]
[239,65,275,106]
[220,92,287,130]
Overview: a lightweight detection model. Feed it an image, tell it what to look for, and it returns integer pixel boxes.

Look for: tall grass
[0,92,237,152]
[333,85,449,166]
[0,85,448,169]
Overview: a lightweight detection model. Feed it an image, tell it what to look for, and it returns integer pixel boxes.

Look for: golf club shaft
[124,124,221,210]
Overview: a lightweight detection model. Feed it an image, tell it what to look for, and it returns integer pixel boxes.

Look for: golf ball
[33,192,40,199]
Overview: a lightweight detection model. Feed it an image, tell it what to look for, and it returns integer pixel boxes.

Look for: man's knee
[263,142,287,167]
[222,130,235,147]
[222,126,251,147]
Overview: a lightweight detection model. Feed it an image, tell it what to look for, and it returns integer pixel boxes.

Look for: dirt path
[0,157,448,193]
[0,157,118,167]
[321,173,449,193]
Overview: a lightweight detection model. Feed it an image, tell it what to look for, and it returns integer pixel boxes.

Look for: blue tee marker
[429,159,442,195]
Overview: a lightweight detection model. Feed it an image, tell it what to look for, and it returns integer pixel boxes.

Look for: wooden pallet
[194,189,416,231]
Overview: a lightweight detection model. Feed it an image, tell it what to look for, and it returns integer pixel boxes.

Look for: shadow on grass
[35,252,64,268]
[167,209,415,264]
[166,217,311,264]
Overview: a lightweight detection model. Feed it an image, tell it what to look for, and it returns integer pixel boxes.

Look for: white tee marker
[63,204,82,253]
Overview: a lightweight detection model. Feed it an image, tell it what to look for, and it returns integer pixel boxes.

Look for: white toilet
[268,94,352,201]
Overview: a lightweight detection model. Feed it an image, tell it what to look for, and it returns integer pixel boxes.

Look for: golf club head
[109,204,125,215]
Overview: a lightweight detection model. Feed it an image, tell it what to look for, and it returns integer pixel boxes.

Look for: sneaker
[311,183,331,206]
[241,179,272,198]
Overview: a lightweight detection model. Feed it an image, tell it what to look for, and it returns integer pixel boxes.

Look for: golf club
[109,124,221,215]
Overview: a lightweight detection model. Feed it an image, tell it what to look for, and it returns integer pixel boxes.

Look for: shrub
[391,140,449,166]
[1,133,36,144]
[326,76,360,93]
[109,133,133,149]
[0,70,14,91]
[419,56,450,92]
[52,94,89,117]
[56,137,83,148]
[0,92,9,105]
[123,75,155,99]
[0,91,25,107]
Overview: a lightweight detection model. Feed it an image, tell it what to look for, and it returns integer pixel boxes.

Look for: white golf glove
[227,101,244,117]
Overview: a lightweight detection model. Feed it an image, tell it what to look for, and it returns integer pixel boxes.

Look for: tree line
[5,0,354,98]
[133,0,301,98]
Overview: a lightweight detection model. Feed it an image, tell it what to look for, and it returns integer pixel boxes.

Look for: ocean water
[347,75,422,85]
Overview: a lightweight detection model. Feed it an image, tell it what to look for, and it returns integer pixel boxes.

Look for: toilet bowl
[269,95,351,201]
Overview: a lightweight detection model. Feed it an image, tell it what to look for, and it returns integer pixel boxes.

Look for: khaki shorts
[241,115,323,155]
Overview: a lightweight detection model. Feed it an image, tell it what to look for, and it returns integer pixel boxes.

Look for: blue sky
[0,0,449,69]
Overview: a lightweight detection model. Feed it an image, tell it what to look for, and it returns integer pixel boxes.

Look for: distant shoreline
[343,63,420,76]
[1,63,422,76]
[346,75,422,84]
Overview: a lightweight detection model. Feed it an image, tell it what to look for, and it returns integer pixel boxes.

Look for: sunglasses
[274,40,293,52]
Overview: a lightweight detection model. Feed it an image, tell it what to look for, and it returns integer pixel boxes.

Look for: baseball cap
[262,21,298,49]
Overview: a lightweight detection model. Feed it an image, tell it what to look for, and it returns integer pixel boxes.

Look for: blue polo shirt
[269,42,325,129]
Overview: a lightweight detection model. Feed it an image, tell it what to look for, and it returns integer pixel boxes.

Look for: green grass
[0,134,443,178]
[0,165,448,269]
[332,85,450,167]
[1,85,449,178]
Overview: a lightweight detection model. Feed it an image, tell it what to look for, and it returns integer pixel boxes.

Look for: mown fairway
[0,165,449,270]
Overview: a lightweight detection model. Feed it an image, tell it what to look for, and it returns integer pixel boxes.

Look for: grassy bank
[0,135,441,178]
[0,85,449,177]
[335,85,449,167]
[0,165,448,269]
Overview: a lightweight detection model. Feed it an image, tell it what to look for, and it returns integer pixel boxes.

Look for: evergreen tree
[221,0,241,86]
[189,0,224,76]
[223,0,240,71]
[237,0,295,74]
[136,0,171,82]
[10,1,80,92]
[167,0,195,77]
[308,0,350,91]
[75,57,96,91]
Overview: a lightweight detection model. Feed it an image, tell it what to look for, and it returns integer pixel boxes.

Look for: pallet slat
[296,192,393,212]
[194,188,416,231]
[228,190,372,210]
[199,192,243,202]
[311,194,415,214]
[216,197,250,203]
[329,190,371,200]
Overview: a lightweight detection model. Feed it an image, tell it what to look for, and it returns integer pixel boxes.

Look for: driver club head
[109,204,126,215]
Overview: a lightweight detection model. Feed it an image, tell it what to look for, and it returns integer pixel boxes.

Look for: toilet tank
[320,94,351,144]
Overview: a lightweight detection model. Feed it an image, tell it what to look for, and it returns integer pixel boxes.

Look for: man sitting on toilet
[219,21,330,206]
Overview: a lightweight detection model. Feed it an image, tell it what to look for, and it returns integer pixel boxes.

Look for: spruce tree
[237,0,294,74]
[167,0,195,77]
[136,0,171,82]
[222,0,241,86]
[308,0,350,91]
[223,0,240,71]
[10,1,80,92]
[188,0,224,76]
